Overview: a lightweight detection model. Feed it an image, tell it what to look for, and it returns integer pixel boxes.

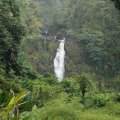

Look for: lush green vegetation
[0,0,120,120]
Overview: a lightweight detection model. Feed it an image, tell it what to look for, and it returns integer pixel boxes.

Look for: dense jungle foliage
[0,0,120,120]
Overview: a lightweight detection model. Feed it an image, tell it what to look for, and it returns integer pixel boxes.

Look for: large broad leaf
[0,91,30,119]
[14,91,30,104]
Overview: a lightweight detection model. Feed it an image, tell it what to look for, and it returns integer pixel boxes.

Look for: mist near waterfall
[54,38,65,81]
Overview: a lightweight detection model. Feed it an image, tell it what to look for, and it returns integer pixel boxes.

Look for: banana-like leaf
[14,91,30,105]
[0,91,30,119]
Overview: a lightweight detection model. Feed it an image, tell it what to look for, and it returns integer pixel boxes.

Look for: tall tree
[112,0,120,10]
[0,0,25,75]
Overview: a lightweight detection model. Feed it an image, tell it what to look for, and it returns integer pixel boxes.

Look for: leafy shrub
[76,73,97,99]
[20,112,30,120]
[30,104,79,120]
[61,77,78,95]
[0,78,24,105]
[112,75,120,92]
[43,74,58,85]
[24,79,62,108]
[83,93,113,108]
[93,93,110,107]
[113,93,120,102]
[104,101,120,115]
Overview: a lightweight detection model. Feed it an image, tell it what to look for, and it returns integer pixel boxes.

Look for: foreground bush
[30,104,78,120]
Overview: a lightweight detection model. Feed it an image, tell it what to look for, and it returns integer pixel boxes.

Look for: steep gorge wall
[24,37,83,76]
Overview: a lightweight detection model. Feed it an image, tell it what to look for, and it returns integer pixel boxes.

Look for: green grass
[21,94,120,120]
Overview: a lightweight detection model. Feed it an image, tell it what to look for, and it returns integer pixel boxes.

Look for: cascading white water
[54,38,65,81]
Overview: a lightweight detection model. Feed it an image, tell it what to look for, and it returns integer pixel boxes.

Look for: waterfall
[54,38,65,81]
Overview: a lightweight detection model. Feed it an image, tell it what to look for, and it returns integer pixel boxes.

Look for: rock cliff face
[25,36,83,76]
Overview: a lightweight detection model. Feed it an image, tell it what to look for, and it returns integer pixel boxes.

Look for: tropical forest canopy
[0,0,120,120]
